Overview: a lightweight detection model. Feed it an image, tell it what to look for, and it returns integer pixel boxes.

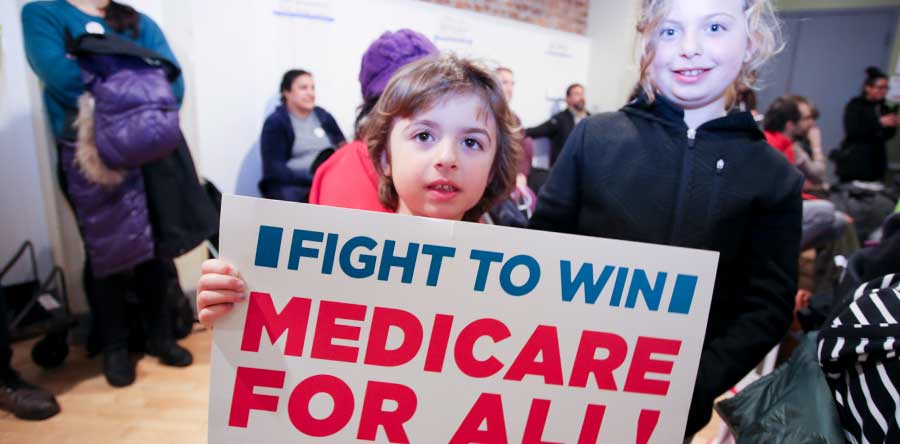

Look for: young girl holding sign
[529,0,802,438]
[196,54,519,327]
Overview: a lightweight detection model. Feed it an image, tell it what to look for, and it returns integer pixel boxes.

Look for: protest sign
[208,195,718,443]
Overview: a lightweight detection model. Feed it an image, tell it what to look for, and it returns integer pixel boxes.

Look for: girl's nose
[680,30,702,58]
[434,139,459,170]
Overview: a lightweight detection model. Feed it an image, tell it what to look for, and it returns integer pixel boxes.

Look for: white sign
[208,195,718,443]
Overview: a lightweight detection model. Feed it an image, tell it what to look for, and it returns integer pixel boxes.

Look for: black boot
[0,370,61,420]
[103,347,135,387]
[147,341,192,367]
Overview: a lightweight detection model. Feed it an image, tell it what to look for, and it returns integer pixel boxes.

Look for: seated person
[259,69,345,202]
[764,96,850,251]
[789,96,827,192]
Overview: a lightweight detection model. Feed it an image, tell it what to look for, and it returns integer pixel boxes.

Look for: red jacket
[764,130,795,164]
[309,140,392,213]
[764,130,818,200]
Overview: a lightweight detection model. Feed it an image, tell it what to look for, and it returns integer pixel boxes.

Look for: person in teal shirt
[22,0,184,138]
[21,0,194,389]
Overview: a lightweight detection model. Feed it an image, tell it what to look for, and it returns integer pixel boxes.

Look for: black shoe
[0,370,61,420]
[147,342,192,367]
[103,348,135,387]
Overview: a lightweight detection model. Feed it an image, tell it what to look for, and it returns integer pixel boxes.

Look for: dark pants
[84,257,175,353]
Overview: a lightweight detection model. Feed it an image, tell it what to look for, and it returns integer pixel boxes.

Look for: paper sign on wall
[208,195,719,443]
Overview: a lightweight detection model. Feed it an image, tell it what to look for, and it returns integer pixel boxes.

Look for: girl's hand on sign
[197,259,248,328]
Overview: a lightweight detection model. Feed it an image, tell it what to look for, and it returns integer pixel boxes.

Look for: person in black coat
[530,0,801,438]
[532,92,802,439]
[834,66,899,182]
[259,69,346,202]
[525,83,588,168]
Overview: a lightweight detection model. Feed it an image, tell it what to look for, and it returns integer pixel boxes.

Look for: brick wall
[420,0,589,35]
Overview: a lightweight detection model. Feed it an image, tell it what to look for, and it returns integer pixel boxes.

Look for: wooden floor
[0,328,211,444]
[0,326,722,444]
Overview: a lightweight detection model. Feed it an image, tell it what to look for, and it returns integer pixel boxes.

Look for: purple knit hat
[359,29,439,101]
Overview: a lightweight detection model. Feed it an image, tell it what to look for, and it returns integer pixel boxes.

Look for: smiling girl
[530,0,803,438]
[196,54,519,327]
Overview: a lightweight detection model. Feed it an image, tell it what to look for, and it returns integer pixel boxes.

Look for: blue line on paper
[273,10,335,22]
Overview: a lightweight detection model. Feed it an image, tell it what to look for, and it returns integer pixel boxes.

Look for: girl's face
[386,93,497,221]
[865,78,889,102]
[284,74,316,114]
[651,0,750,113]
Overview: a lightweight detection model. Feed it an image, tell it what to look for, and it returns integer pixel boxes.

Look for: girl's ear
[743,32,755,63]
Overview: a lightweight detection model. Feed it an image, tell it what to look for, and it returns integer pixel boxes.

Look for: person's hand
[880,113,900,128]
[794,289,812,313]
[807,126,823,154]
[197,259,247,328]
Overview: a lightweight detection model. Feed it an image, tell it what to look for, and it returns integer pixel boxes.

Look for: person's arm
[807,126,826,162]
[692,169,802,418]
[260,115,304,185]
[525,115,559,140]
[528,121,585,233]
[139,14,184,104]
[323,110,346,147]
[21,4,84,108]
[793,143,824,184]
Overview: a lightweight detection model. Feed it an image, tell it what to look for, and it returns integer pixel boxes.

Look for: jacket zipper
[668,128,697,243]
[707,157,725,234]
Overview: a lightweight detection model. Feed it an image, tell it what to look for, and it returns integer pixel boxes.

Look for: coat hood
[622,93,765,141]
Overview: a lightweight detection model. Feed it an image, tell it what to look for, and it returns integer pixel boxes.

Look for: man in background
[526,83,588,168]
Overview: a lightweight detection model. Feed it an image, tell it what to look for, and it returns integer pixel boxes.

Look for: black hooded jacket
[530,95,803,436]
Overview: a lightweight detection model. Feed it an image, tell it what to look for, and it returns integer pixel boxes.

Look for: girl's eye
[659,27,677,38]
[709,23,726,32]
[463,138,483,150]
[414,131,434,143]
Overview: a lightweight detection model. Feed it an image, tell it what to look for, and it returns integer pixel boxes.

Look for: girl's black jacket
[530,95,803,436]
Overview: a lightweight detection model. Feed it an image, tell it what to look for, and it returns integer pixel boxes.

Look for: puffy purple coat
[63,33,182,277]
[59,138,154,277]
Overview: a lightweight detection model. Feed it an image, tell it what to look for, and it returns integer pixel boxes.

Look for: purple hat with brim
[359,29,439,101]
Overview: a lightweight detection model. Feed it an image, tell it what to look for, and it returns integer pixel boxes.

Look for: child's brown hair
[361,53,520,222]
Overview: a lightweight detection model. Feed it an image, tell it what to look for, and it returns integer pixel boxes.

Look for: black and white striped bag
[818,274,900,444]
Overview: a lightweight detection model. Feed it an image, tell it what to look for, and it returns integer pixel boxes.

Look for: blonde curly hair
[635,0,784,107]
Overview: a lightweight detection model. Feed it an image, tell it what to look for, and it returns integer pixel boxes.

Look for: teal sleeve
[21,3,84,108]
[139,14,185,104]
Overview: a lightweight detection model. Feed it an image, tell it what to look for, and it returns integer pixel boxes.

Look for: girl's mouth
[429,184,458,192]
[673,68,712,84]
[426,181,461,200]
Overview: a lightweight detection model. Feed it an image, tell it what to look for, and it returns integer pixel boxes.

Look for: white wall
[586,0,641,114]
[1,1,57,287]
[168,0,592,194]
